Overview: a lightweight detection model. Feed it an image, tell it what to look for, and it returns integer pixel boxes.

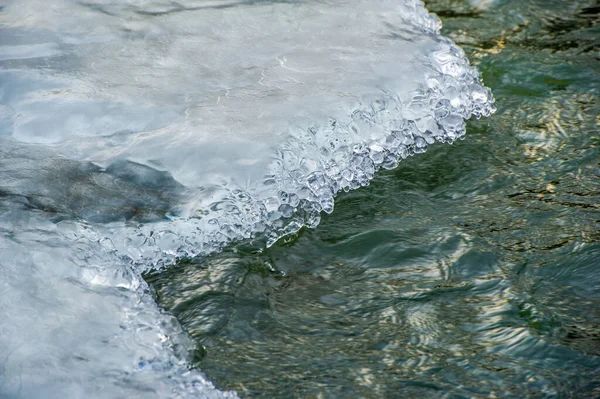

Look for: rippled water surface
[1,0,598,397]
[147,0,600,397]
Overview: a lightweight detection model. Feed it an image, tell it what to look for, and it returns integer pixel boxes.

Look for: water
[0,0,598,398]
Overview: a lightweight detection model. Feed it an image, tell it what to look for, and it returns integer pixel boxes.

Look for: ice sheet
[0,1,494,397]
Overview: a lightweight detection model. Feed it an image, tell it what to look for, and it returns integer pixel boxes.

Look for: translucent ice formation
[0,0,494,397]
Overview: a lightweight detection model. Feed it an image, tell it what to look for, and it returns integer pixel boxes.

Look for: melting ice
[0,0,494,397]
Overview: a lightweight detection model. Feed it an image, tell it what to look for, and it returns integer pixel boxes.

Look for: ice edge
[104,0,496,273]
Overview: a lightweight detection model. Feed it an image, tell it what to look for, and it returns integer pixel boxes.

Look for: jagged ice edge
[97,0,496,273]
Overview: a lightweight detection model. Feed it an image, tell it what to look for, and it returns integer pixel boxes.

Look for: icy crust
[0,0,494,398]
[0,206,239,399]
[109,3,496,272]
[0,1,494,397]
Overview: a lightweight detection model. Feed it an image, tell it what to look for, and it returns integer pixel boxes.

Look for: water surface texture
[0,1,495,398]
[148,0,600,397]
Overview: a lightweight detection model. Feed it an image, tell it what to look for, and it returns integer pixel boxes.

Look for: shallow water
[147,0,600,397]
[1,0,598,397]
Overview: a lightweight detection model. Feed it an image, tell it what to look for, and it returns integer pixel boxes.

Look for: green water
[146,1,600,397]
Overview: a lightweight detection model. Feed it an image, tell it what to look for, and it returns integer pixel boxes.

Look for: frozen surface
[0,0,494,397]
[4,0,429,187]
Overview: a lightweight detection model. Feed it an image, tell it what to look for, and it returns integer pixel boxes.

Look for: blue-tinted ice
[0,1,494,397]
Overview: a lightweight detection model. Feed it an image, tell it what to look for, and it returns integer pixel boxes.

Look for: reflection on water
[148,0,600,397]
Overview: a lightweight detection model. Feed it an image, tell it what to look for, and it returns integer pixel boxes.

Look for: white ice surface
[0,1,494,397]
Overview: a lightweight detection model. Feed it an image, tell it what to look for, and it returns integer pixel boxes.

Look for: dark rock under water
[0,142,184,223]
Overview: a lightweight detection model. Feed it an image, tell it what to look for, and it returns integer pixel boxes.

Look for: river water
[1,0,598,398]
[149,0,600,397]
